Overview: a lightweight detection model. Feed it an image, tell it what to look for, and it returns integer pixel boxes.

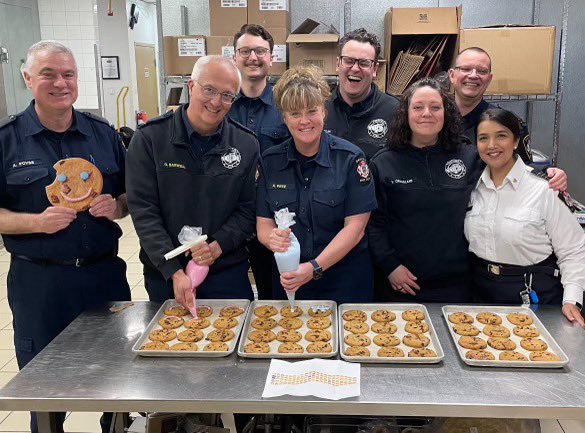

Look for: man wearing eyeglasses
[126,56,260,305]
[229,24,290,300]
[324,28,399,160]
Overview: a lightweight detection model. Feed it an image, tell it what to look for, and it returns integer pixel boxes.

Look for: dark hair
[388,78,462,151]
[338,28,381,60]
[478,108,521,139]
[233,24,274,52]
[456,47,492,72]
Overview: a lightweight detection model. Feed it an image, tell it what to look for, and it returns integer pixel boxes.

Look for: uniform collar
[23,100,88,137]
[332,84,377,115]
[480,156,526,190]
[174,104,225,149]
[280,131,332,170]
[462,99,490,129]
[235,80,274,106]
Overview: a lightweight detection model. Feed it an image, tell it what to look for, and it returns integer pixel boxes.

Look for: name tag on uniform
[160,161,186,170]
[270,183,293,190]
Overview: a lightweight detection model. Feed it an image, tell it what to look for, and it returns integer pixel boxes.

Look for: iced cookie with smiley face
[46,158,103,212]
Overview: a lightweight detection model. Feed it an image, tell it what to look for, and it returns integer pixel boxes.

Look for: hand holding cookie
[89,194,119,220]
[36,206,77,234]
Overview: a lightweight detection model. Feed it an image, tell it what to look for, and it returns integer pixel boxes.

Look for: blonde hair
[273,65,330,113]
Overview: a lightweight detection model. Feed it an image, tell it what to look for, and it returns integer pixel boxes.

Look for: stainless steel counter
[0,302,584,421]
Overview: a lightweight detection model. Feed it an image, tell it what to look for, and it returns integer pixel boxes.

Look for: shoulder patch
[0,115,18,130]
[81,111,113,128]
[354,156,371,186]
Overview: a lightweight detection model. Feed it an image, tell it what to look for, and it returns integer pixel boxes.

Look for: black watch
[310,259,323,280]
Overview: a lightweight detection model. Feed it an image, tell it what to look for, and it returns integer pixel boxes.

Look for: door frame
[134,42,160,118]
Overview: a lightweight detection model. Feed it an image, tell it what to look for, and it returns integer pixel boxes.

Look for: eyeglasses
[193,80,236,104]
[236,47,270,58]
[453,66,490,77]
[339,56,377,69]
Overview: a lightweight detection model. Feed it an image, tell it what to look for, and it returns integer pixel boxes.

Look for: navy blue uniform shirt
[0,101,126,259]
[257,132,377,261]
[181,105,223,155]
[229,81,289,154]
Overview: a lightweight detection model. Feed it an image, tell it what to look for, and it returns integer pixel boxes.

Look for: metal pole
[552,0,569,166]
[344,0,351,34]
[156,0,166,112]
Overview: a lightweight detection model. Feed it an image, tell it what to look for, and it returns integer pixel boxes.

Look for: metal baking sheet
[442,305,569,368]
[338,303,444,364]
[237,300,338,358]
[132,299,250,357]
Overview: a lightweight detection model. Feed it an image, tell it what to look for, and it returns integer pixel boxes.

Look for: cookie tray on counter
[237,300,338,359]
[132,298,250,357]
[442,305,569,368]
[338,303,444,364]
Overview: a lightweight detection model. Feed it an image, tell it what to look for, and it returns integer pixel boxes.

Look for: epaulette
[0,114,18,130]
[138,110,173,128]
[226,116,257,137]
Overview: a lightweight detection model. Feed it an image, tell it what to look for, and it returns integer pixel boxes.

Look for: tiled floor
[0,216,583,432]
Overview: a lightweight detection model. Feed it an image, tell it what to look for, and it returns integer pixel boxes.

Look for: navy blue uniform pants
[247,238,274,300]
[7,256,131,433]
[272,250,374,303]
[144,260,254,303]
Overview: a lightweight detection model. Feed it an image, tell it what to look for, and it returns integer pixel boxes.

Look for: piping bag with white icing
[274,208,300,310]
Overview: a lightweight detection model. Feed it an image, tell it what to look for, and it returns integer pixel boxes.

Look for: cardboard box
[287,19,339,75]
[373,60,387,93]
[384,6,461,94]
[248,0,290,31]
[209,0,248,37]
[206,35,235,58]
[163,36,206,76]
[459,26,555,95]
[267,27,289,76]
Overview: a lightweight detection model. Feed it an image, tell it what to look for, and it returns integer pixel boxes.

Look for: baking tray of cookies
[442,305,569,368]
[237,300,338,358]
[132,299,250,357]
[338,303,444,364]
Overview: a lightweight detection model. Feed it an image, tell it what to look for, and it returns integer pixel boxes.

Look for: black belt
[474,256,560,278]
[13,250,118,267]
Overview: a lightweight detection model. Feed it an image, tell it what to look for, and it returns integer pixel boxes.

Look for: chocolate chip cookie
[213,317,238,329]
[278,317,303,330]
[403,333,430,348]
[530,351,561,362]
[520,338,548,352]
[276,329,302,343]
[343,320,369,334]
[206,329,235,342]
[476,312,502,325]
[280,306,303,318]
[171,342,198,351]
[203,342,229,351]
[499,351,528,361]
[452,323,480,336]
[177,329,204,342]
[141,341,169,350]
[487,337,516,351]
[408,348,437,357]
[344,346,370,357]
[248,330,277,343]
[149,329,177,342]
[342,310,367,321]
[458,336,487,350]
[465,350,495,360]
[254,305,278,318]
[448,312,473,324]
[373,333,401,347]
[371,310,396,322]
[307,317,331,330]
[164,305,189,317]
[402,309,425,321]
[278,342,304,354]
[251,317,277,330]
[185,318,211,330]
[371,322,398,334]
[244,342,270,353]
[307,341,333,353]
[377,347,405,357]
[513,326,540,338]
[305,329,331,342]
[219,306,244,318]
[405,321,429,334]
[483,325,511,338]
[344,333,371,347]
[158,316,184,329]
[507,313,533,326]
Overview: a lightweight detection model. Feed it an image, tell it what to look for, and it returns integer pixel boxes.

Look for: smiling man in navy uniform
[126,55,259,307]
[0,41,131,433]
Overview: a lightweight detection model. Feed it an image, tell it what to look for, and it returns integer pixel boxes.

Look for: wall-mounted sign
[101,56,120,80]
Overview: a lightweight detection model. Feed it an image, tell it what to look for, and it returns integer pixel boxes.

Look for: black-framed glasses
[193,80,236,104]
[453,66,490,76]
[236,47,270,58]
[339,56,377,69]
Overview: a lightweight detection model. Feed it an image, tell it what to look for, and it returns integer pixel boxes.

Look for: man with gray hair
[126,55,259,304]
[0,40,131,432]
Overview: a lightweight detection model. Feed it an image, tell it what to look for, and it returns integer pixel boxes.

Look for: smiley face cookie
[46,158,103,212]
[196,305,214,317]
[164,305,189,317]
[308,306,332,317]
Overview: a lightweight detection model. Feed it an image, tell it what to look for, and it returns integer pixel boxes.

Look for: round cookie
[196,305,213,317]
[206,329,235,342]
[204,342,229,351]
[307,317,331,330]
[448,312,473,324]
[278,342,304,354]
[276,329,302,343]
[158,316,184,329]
[371,322,398,334]
[244,342,270,353]
[487,337,516,351]
[214,317,238,329]
[342,310,367,321]
[248,330,277,343]
[46,157,103,211]
[307,342,333,353]
[177,329,204,342]
[453,323,480,336]
[371,310,396,322]
[483,325,511,338]
[254,305,278,318]
[251,317,277,330]
[458,336,487,350]
[499,351,528,361]
[280,306,303,318]
[513,326,540,338]
[520,338,548,352]
[466,350,495,360]
[141,341,169,350]
[378,347,405,357]
[530,351,561,362]
[402,309,425,321]
[278,317,303,330]
[164,305,189,317]
[405,321,429,334]
[408,348,437,357]
[476,312,502,325]
[305,329,332,342]
[149,329,177,342]
[373,333,400,347]
[171,342,198,351]
[344,333,371,347]
[507,313,533,326]
[345,346,370,357]
[343,320,370,334]
[219,306,244,318]
[185,318,211,330]
[403,333,430,348]
[308,306,333,317]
